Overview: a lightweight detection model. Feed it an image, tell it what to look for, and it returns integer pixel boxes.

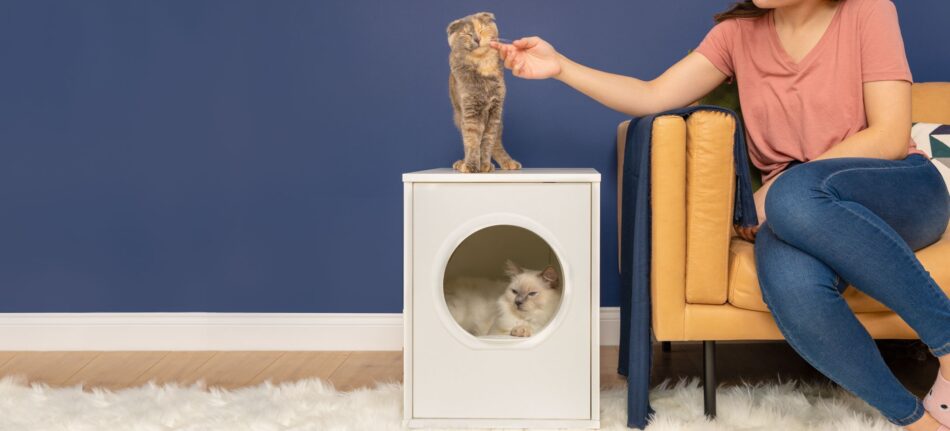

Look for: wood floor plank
[179,352,285,389]
[328,351,402,391]
[62,352,168,390]
[130,352,217,387]
[600,346,627,389]
[0,341,937,396]
[248,351,350,386]
[0,352,99,386]
[0,352,17,369]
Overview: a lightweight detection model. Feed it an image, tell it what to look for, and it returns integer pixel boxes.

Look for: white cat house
[402,168,601,429]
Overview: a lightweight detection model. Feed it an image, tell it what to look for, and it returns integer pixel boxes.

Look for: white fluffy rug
[0,376,901,431]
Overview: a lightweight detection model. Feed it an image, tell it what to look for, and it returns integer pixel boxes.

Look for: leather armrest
[650,116,688,339]
[683,111,736,305]
[616,116,688,339]
[616,111,738,338]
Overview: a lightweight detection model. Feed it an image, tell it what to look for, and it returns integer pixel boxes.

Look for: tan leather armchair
[617,82,950,416]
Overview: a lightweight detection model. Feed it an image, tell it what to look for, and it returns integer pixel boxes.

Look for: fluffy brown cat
[446,12,521,173]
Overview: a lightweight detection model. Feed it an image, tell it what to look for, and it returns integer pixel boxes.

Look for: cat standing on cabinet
[446,12,521,173]
[445,260,560,338]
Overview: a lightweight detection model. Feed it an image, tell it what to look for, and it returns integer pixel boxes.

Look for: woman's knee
[755,222,845,340]
[764,164,829,238]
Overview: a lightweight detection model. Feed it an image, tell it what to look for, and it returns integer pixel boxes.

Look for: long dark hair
[715,0,842,23]
[714,1,769,23]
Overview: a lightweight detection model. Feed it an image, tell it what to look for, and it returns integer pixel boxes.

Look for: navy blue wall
[1,1,946,312]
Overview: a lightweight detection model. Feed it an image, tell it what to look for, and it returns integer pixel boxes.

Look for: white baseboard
[0,307,621,351]
[599,306,620,347]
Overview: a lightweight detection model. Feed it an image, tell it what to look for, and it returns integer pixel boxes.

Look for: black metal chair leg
[661,341,672,352]
[703,341,717,418]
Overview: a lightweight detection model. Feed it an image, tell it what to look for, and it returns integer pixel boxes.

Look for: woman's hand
[735,225,759,242]
[490,37,562,80]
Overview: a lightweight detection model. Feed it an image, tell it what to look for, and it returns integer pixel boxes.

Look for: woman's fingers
[497,44,508,61]
[513,36,540,49]
[493,42,514,60]
[493,38,546,77]
[489,41,512,61]
[735,225,756,242]
[490,41,504,58]
[491,42,517,59]
[504,46,514,61]
[505,52,517,70]
[747,227,757,241]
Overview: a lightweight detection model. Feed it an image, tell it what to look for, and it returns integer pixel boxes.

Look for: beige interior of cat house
[442,224,564,339]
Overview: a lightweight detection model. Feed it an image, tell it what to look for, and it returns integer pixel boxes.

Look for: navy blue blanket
[618,106,758,429]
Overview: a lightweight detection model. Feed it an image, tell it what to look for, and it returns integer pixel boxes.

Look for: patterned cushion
[911,123,950,186]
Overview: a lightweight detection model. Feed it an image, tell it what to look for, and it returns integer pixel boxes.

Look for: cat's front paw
[453,160,478,173]
[479,162,495,173]
[510,325,533,337]
[499,159,522,170]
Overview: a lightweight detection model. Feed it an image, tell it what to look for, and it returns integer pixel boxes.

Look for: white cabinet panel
[403,169,600,428]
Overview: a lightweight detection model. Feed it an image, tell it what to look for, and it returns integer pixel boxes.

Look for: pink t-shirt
[696,0,921,181]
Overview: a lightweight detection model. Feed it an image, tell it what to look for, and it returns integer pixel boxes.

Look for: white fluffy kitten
[489,260,561,337]
[444,276,508,336]
[445,260,561,338]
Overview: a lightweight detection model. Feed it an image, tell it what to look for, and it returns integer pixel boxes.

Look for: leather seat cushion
[728,227,950,313]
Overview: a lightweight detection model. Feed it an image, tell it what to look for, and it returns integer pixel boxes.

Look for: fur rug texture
[0,376,902,431]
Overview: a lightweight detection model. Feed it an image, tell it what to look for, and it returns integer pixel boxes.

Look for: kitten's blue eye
[529,292,538,296]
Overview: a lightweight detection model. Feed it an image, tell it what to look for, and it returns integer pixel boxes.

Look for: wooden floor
[0,341,938,397]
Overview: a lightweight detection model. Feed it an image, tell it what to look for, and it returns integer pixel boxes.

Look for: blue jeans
[755,154,950,426]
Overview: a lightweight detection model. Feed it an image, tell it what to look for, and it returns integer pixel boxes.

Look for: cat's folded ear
[446,18,465,37]
[474,12,496,23]
[504,259,522,277]
[541,266,560,288]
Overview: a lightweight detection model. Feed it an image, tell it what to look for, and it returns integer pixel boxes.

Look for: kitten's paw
[453,160,478,173]
[479,163,495,173]
[499,159,522,170]
[510,325,533,337]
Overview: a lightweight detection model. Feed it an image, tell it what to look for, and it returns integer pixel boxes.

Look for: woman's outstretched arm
[492,36,728,117]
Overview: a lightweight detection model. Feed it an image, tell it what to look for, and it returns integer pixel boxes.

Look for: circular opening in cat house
[442,225,564,341]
